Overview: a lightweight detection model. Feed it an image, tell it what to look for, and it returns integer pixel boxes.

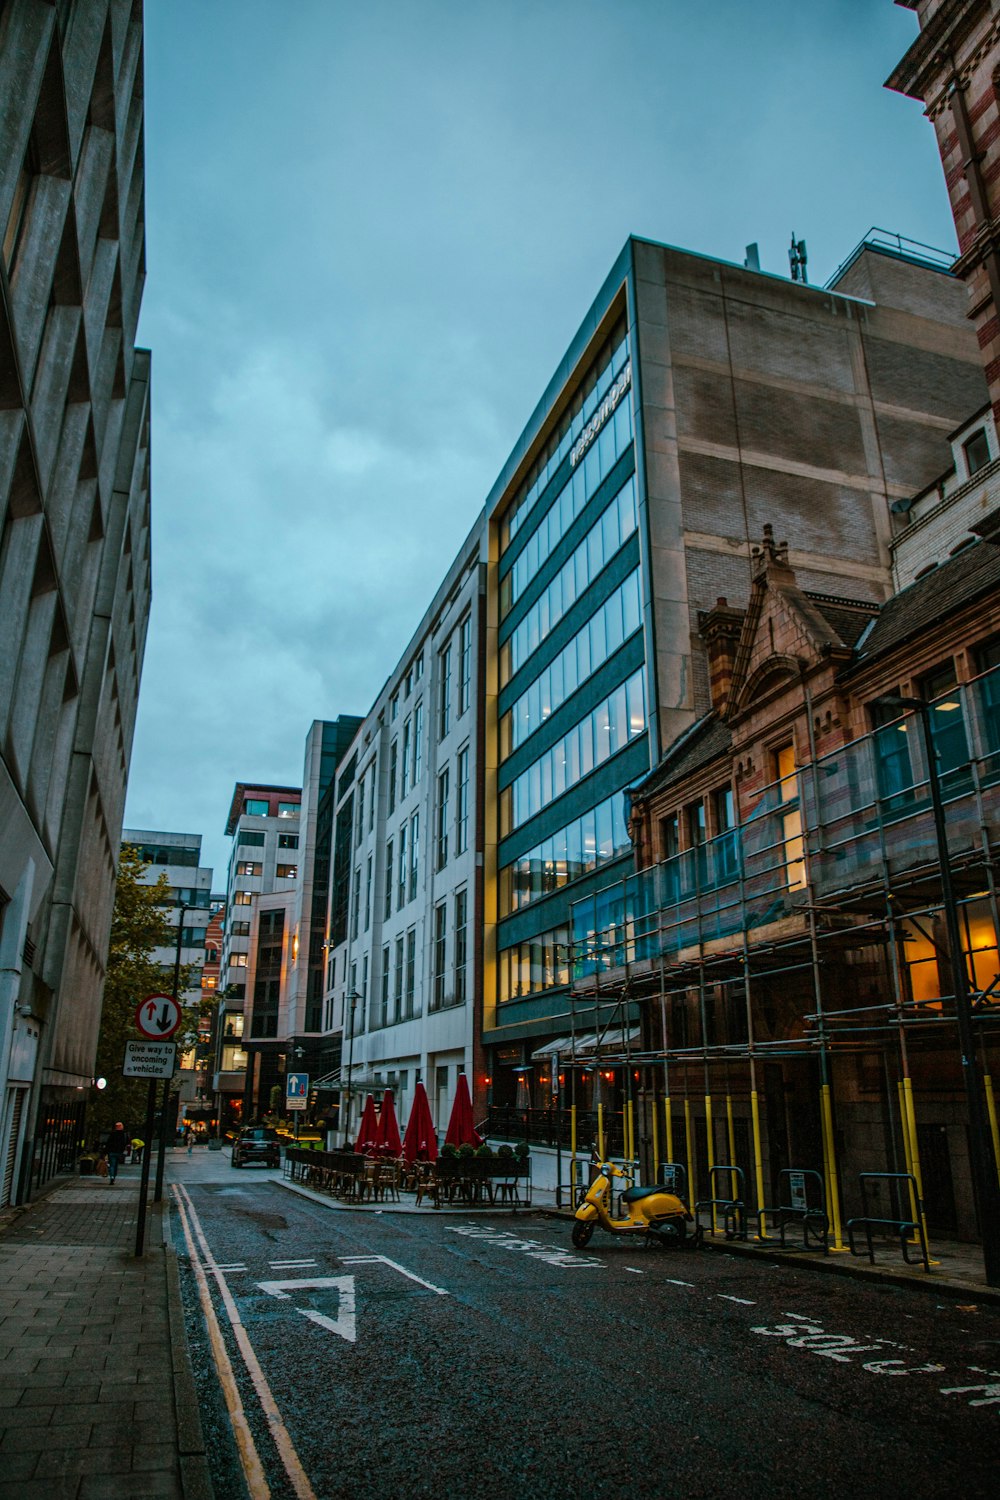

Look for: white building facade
[326,533,485,1141]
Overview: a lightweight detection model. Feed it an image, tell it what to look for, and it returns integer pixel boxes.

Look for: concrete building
[1,0,151,1201]
[480,232,986,1114]
[325,541,484,1142]
[214,782,302,1129]
[888,1,1000,423]
[120,828,212,1119]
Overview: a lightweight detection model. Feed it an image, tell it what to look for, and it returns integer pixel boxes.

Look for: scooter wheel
[571,1221,594,1248]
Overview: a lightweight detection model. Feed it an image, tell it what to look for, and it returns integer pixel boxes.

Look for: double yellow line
[172,1183,317,1500]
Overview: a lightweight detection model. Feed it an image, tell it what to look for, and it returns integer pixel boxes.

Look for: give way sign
[136,993,181,1040]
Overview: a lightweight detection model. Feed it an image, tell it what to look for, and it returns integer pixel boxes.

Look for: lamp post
[879,694,1000,1286]
[342,990,360,1147]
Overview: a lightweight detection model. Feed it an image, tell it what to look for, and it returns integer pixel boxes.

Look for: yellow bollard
[896,1081,918,1224]
[985,1075,1000,1189]
[751,1089,766,1239]
[597,1102,605,1160]
[652,1100,660,1184]
[820,1083,844,1252]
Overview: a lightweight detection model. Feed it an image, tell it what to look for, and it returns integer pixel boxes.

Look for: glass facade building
[481,232,986,1109]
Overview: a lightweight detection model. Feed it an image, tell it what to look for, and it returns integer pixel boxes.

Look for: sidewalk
[0,1163,212,1500]
[540,1202,1000,1304]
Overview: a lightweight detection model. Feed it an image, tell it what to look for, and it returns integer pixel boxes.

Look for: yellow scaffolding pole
[684,1097,694,1210]
[651,1096,660,1183]
[705,1093,716,1233]
[726,1092,736,1167]
[626,1099,635,1175]
[751,1088,766,1239]
[820,1082,844,1251]
[902,1075,934,1259]
[985,1075,1000,1190]
[597,1102,605,1161]
[664,1096,674,1169]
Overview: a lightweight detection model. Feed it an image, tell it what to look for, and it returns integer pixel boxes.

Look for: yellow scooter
[572,1158,692,1249]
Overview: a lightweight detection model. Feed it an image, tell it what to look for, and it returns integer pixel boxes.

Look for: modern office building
[479,232,986,1111]
[240,717,360,1121]
[214,782,302,1128]
[324,540,485,1141]
[1,0,151,1201]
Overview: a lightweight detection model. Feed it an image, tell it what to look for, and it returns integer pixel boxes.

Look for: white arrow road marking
[340,1254,448,1295]
[258,1277,357,1344]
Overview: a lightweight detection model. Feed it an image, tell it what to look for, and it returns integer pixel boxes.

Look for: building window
[433,902,447,1008]
[436,768,450,870]
[356,772,366,845]
[379,947,390,1027]
[237,861,262,876]
[440,644,452,740]
[239,831,266,847]
[398,825,408,908]
[276,864,297,879]
[223,1012,244,1039]
[775,744,805,891]
[233,891,253,906]
[456,746,469,855]
[231,920,251,936]
[497,925,571,1000]
[350,866,361,940]
[394,936,404,1022]
[920,661,970,786]
[278,802,298,818]
[454,888,467,1003]
[964,427,991,476]
[405,927,416,1017]
[459,615,471,717]
[384,839,394,919]
[413,702,423,784]
[409,811,419,901]
[390,692,398,721]
[401,718,411,796]
[388,740,397,814]
[713,784,738,881]
[244,799,268,816]
[498,791,631,916]
[278,833,299,849]
[364,855,373,931]
[228,952,247,969]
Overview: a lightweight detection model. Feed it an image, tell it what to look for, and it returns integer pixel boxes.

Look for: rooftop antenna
[789,233,808,283]
[744,242,761,271]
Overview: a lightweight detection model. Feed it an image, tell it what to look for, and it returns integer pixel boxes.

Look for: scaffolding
[569,667,1000,1248]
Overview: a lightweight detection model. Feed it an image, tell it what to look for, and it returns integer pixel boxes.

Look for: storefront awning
[530,1028,639,1063]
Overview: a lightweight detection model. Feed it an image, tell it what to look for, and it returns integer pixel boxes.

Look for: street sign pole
[135,1077,157,1258]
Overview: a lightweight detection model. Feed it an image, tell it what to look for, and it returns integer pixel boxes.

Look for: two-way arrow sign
[257,1277,357,1343]
[135,993,181,1040]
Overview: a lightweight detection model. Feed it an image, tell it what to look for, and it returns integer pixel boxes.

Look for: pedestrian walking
[105,1122,127,1183]
[185,1127,194,1155]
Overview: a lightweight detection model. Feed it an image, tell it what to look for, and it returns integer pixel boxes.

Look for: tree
[90,846,200,1141]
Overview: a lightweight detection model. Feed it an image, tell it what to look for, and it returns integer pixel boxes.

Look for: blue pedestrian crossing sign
[286,1073,309,1111]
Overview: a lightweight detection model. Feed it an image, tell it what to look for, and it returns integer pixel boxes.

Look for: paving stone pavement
[0,1166,212,1500]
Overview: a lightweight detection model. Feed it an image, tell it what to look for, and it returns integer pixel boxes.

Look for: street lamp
[878,693,1000,1286]
[343,990,360,1147]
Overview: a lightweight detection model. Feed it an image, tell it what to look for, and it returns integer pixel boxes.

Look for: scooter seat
[621,1184,669,1204]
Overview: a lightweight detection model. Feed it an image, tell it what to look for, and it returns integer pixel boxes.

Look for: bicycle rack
[695,1164,747,1241]
[847,1171,929,1271]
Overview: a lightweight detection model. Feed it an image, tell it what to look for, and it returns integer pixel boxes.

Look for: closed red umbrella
[374,1089,402,1158]
[444,1073,482,1150]
[401,1081,438,1162]
[354,1093,379,1155]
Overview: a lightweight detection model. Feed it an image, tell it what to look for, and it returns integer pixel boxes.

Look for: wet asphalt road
[169,1156,1000,1500]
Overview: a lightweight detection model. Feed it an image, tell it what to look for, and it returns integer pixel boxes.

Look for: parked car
[231,1127,281,1169]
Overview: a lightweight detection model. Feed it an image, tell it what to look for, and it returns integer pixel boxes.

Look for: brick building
[888,1,1000,419]
[571,523,1000,1245]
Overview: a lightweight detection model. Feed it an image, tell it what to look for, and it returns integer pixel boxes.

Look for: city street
[170,1151,1000,1500]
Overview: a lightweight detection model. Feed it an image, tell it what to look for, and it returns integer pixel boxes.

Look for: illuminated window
[775,745,805,891]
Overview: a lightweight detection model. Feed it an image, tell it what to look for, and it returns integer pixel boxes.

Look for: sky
[124,0,955,884]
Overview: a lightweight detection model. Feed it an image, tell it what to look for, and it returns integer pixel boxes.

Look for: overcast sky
[124,0,952,883]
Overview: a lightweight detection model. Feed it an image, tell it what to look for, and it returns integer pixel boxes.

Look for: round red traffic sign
[135,993,181,1040]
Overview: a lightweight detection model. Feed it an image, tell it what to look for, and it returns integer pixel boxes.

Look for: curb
[161,1197,215,1500]
[538,1207,1000,1305]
